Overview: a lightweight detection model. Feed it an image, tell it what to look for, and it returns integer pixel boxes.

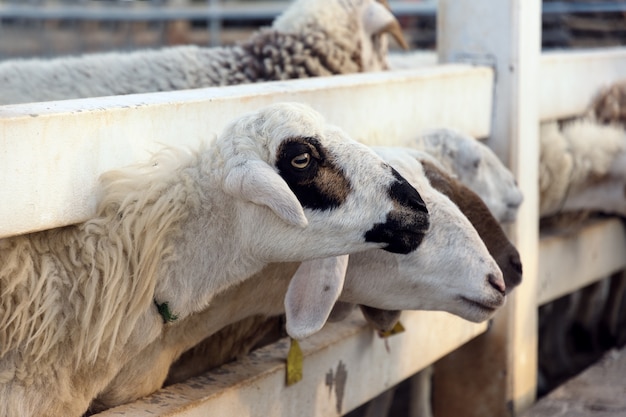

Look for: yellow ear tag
[286,338,303,386]
[377,320,406,338]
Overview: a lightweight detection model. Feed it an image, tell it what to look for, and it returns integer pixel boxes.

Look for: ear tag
[377,320,406,338]
[286,338,303,386]
[378,321,405,353]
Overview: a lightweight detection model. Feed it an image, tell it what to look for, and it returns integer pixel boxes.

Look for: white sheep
[539,118,626,219]
[537,102,626,395]
[90,147,509,412]
[589,78,626,128]
[0,0,406,105]
[0,102,430,417]
[160,147,525,417]
[405,128,524,224]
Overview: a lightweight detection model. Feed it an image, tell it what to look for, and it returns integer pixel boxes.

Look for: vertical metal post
[208,0,221,47]
[433,0,541,416]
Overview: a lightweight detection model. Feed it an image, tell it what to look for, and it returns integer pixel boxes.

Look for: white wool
[407,128,524,223]
[0,0,400,105]
[92,146,507,411]
[539,119,626,217]
[1,102,420,417]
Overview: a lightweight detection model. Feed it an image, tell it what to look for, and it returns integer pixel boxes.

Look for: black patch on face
[275,137,351,211]
[365,167,429,254]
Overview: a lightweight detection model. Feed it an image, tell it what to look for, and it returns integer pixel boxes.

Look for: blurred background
[0,0,623,60]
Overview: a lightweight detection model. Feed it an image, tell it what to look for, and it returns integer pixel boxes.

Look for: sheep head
[341,148,506,324]
[283,147,507,340]
[216,102,429,261]
[410,128,524,224]
[273,0,407,72]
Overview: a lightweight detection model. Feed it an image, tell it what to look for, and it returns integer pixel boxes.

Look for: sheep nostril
[510,253,523,275]
[488,273,506,295]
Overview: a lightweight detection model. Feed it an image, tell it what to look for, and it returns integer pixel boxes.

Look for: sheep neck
[153,152,268,322]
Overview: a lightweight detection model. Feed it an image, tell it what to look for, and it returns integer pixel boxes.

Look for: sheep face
[219,102,429,261]
[412,129,524,224]
[340,149,506,324]
[420,159,523,293]
[273,0,406,72]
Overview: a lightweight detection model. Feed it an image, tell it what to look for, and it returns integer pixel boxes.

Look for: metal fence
[2,1,623,60]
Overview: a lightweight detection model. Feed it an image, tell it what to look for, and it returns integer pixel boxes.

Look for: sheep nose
[505,252,523,293]
[510,253,523,275]
[488,273,506,295]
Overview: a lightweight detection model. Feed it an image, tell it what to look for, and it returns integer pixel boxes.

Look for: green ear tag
[378,320,406,338]
[155,300,178,323]
[286,338,303,386]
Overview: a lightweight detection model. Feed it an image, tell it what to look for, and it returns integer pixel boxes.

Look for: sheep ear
[285,255,350,340]
[363,1,408,49]
[223,160,308,228]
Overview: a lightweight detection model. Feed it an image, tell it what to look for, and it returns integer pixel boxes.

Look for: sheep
[405,128,524,224]
[539,118,626,220]
[536,117,626,392]
[589,78,626,128]
[0,102,432,417]
[331,149,525,417]
[0,0,406,105]
[328,147,524,334]
[161,148,525,417]
[535,83,626,397]
[91,147,515,412]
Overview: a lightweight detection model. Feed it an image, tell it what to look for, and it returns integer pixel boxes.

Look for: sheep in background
[406,128,524,224]
[537,84,626,396]
[386,51,525,223]
[0,0,406,105]
[90,147,509,412]
[539,119,626,221]
[0,102,431,417]
[589,78,626,128]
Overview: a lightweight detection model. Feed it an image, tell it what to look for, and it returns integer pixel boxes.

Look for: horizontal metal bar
[1,1,625,21]
[0,4,286,21]
[542,1,626,14]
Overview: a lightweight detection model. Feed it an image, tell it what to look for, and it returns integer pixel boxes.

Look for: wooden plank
[538,218,626,305]
[436,0,541,415]
[0,65,493,239]
[94,310,487,417]
[539,47,626,121]
[385,48,626,122]
[521,347,626,417]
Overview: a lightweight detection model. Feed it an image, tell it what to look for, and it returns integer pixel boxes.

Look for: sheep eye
[291,153,311,169]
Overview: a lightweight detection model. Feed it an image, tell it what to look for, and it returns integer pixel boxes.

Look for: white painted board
[95,309,487,417]
[0,65,494,238]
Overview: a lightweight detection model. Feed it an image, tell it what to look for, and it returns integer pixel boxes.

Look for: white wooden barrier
[1,8,625,417]
[0,65,493,238]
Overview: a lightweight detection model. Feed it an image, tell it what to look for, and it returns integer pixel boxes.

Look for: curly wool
[0,23,366,105]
